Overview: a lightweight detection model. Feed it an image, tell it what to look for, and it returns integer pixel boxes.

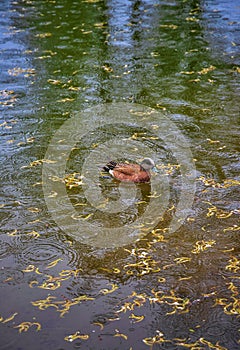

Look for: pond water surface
[0,0,240,349]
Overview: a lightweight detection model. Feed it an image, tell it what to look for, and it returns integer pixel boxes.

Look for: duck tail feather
[103,161,117,172]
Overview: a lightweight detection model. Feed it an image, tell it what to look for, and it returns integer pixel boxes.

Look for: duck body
[103,158,155,183]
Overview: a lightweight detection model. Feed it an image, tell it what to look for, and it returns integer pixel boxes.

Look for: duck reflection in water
[98,158,155,225]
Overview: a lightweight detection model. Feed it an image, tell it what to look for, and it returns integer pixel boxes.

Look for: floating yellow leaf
[71,213,93,220]
[185,16,199,22]
[99,283,118,295]
[114,333,128,340]
[94,22,106,28]
[189,78,201,83]
[102,65,113,73]
[57,97,75,103]
[39,281,61,290]
[160,24,178,29]
[114,331,128,340]
[22,264,36,272]
[26,230,40,238]
[27,207,41,213]
[46,259,62,269]
[1,312,18,324]
[48,79,62,85]
[178,276,192,281]
[174,257,192,264]
[64,331,89,342]
[68,86,80,91]
[7,229,18,236]
[180,70,195,75]
[93,322,104,330]
[129,313,145,323]
[29,280,39,288]
[35,32,52,38]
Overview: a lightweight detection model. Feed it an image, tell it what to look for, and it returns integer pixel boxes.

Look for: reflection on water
[0,0,239,349]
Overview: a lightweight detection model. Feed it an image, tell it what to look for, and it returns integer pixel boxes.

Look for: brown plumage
[103,158,155,183]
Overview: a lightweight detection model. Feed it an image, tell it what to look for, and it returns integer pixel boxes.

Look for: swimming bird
[103,158,155,183]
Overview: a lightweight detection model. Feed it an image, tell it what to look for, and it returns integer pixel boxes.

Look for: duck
[103,158,155,183]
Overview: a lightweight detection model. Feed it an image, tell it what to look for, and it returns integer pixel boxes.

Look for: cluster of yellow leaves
[185,16,199,22]
[180,65,216,76]
[180,65,216,83]
[156,163,180,175]
[160,24,178,30]
[17,136,35,147]
[144,229,168,248]
[64,173,83,188]
[143,330,169,347]
[198,176,240,189]
[34,50,57,60]
[151,289,190,315]
[48,78,81,91]
[32,294,94,318]
[198,65,216,75]
[130,132,159,141]
[214,282,239,316]
[191,240,216,254]
[35,32,52,38]
[116,289,190,317]
[223,225,240,232]
[116,291,147,314]
[213,257,240,317]
[8,67,36,77]
[23,262,82,291]
[0,90,17,106]
[14,321,41,333]
[21,158,56,168]
[175,337,227,350]
[142,332,227,349]
[7,229,40,239]
[123,249,161,276]
[226,256,240,273]
[204,201,234,219]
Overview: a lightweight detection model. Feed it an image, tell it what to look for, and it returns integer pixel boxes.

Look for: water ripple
[0,241,12,260]
[0,267,24,286]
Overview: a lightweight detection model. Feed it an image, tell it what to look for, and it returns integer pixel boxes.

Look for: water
[0,0,239,349]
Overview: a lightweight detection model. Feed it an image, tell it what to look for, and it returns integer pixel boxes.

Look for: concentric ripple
[42,103,196,248]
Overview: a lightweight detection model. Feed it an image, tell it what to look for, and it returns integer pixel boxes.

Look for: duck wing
[114,164,139,176]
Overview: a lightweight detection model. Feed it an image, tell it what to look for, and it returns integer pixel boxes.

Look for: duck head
[140,158,155,170]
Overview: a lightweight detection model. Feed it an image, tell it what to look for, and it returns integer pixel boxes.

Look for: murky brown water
[0,0,239,349]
